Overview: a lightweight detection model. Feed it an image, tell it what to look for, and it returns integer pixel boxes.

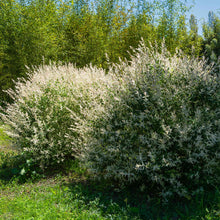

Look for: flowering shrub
[0,64,114,169]
[83,42,220,200]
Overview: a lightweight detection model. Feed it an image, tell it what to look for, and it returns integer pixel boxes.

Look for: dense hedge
[1,42,219,200]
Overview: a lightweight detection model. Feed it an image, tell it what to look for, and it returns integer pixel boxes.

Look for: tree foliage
[202,11,220,63]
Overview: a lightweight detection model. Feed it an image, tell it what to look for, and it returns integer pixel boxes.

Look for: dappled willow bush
[1,41,219,201]
[0,64,115,169]
[82,42,220,200]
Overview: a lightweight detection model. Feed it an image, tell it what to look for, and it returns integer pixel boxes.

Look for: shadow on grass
[0,151,22,182]
[0,150,79,184]
[0,151,54,184]
[65,176,220,220]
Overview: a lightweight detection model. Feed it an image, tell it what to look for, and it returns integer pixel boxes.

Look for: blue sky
[188,0,220,34]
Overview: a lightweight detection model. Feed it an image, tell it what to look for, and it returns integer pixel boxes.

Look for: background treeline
[0,0,219,105]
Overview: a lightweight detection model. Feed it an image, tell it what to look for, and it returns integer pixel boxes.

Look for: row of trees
[0,0,220,104]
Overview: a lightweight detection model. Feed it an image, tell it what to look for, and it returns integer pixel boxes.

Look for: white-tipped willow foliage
[1,63,117,168]
[1,41,219,200]
[81,42,220,200]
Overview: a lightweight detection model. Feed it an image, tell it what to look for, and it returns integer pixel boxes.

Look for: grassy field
[0,123,220,220]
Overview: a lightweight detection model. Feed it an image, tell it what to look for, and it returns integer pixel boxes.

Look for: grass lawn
[0,123,219,220]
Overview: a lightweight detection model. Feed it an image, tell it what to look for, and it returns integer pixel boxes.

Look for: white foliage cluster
[82,42,220,200]
[1,63,116,168]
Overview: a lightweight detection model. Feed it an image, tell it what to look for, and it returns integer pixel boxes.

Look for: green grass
[1,179,133,220]
[0,124,220,220]
[0,123,12,153]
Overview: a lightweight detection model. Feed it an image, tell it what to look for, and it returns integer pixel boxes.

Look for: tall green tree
[183,14,203,56]
[203,11,220,63]
[156,0,191,53]
[0,0,23,104]
[0,0,64,104]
